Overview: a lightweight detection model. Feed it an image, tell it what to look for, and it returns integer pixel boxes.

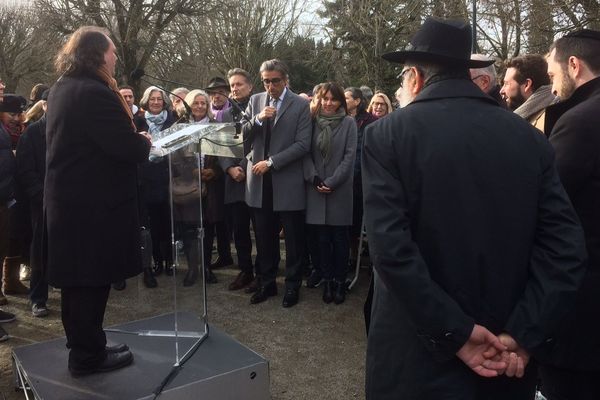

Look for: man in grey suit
[243,59,311,307]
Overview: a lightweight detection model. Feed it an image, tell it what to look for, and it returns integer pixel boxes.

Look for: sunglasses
[262,78,283,85]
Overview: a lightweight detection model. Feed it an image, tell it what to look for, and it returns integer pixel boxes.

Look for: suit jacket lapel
[274,90,293,127]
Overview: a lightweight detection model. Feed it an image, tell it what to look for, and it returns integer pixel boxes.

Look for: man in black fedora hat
[204,76,233,123]
[362,17,587,399]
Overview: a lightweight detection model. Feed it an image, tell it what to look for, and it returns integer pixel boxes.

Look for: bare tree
[0,2,59,94]
[35,0,219,94]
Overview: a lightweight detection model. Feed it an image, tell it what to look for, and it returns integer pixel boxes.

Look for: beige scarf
[96,66,136,131]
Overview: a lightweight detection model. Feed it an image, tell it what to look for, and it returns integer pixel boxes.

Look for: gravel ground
[0,253,371,400]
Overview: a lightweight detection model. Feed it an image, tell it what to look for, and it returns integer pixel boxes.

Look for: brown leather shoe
[228,271,254,291]
[244,277,259,294]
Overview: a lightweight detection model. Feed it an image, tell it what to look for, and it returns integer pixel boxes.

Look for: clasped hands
[456,324,530,378]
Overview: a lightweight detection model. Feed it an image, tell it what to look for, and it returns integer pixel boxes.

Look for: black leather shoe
[322,281,334,304]
[69,350,134,376]
[152,261,163,276]
[306,270,323,288]
[250,284,277,304]
[205,269,218,284]
[183,267,199,287]
[210,256,234,269]
[228,271,254,291]
[244,277,259,294]
[165,264,174,276]
[333,280,346,304]
[282,288,299,308]
[143,269,157,288]
[106,343,129,353]
[112,280,126,291]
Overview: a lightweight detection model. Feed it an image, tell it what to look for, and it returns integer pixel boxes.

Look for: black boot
[334,280,346,304]
[143,268,157,288]
[322,280,334,304]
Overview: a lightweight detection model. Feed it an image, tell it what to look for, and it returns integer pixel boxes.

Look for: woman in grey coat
[304,82,357,304]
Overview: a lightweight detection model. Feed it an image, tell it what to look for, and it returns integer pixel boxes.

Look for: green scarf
[316,109,345,163]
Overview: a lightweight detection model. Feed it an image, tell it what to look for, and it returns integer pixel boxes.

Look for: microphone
[228,97,251,123]
[130,68,192,119]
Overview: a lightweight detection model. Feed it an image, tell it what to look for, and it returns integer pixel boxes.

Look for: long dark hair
[55,26,111,77]
[313,82,348,118]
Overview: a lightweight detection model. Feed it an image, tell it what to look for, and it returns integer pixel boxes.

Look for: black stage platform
[12,312,270,399]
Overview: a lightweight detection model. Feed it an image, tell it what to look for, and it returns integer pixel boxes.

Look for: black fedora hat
[0,94,27,113]
[204,77,230,92]
[382,17,494,68]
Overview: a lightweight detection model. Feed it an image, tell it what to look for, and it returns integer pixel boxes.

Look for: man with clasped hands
[362,17,587,399]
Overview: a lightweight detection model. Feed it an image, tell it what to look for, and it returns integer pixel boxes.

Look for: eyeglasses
[397,68,412,88]
[471,74,485,81]
[262,78,283,85]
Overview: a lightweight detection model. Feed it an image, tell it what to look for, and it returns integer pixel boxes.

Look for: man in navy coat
[362,17,587,399]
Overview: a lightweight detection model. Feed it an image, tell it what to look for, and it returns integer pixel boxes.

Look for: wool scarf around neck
[316,109,346,163]
[211,101,231,122]
[145,110,168,135]
[96,66,136,131]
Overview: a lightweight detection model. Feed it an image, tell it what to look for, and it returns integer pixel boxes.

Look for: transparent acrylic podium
[106,121,243,394]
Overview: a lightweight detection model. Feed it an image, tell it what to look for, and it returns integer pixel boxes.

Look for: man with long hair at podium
[44,26,151,376]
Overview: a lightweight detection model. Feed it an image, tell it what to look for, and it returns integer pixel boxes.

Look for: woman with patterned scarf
[133,86,176,286]
[304,82,357,304]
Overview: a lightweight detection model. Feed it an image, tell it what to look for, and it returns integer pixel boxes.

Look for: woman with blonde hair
[367,91,392,119]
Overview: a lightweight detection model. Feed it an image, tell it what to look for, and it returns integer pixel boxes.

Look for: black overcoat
[542,76,600,371]
[362,78,587,399]
[44,74,150,288]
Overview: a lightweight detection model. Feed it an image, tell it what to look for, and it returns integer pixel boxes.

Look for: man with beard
[363,17,587,399]
[500,54,556,131]
[538,29,600,400]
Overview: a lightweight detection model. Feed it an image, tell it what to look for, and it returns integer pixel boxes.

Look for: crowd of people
[0,17,598,398]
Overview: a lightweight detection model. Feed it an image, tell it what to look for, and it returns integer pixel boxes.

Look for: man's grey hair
[259,59,289,79]
[403,60,469,85]
[470,54,497,81]
[227,68,252,84]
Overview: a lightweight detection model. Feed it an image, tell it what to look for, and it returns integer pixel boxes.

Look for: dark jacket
[353,111,377,181]
[44,73,150,287]
[542,76,600,371]
[362,78,587,399]
[0,124,15,203]
[16,115,46,205]
[135,112,176,204]
[221,100,249,204]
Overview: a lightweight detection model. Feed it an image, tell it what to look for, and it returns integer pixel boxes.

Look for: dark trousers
[214,220,232,261]
[305,224,321,273]
[61,286,110,369]
[252,173,304,289]
[147,201,172,265]
[29,202,48,305]
[539,365,600,400]
[226,202,253,273]
[316,225,349,282]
